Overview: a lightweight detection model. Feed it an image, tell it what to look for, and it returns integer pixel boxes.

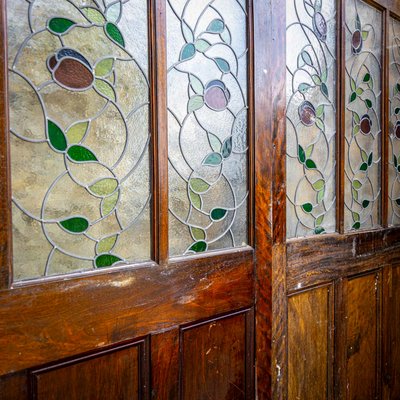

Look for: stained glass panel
[167,0,249,256]
[389,17,400,226]
[286,0,337,238]
[344,0,382,231]
[8,0,151,281]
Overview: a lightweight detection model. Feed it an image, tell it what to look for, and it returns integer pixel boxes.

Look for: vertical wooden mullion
[150,0,169,265]
[337,0,346,234]
[0,0,12,289]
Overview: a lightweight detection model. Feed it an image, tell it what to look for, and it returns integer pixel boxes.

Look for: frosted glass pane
[286,0,337,238]
[167,0,249,256]
[344,0,382,231]
[389,17,400,226]
[8,0,151,281]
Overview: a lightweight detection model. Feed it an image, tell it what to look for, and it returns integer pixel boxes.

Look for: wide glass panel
[167,0,248,256]
[8,0,151,281]
[389,17,400,226]
[344,0,382,231]
[286,0,337,238]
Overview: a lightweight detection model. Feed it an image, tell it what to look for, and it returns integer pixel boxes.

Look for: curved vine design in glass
[389,17,400,226]
[344,0,382,231]
[8,0,151,281]
[167,0,248,256]
[286,0,337,238]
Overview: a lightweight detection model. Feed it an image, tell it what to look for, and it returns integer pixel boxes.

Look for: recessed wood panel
[288,286,332,400]
[346,273,380,400]
[181,311,250,400]
[32,341,145,400]
[391,266,400,398]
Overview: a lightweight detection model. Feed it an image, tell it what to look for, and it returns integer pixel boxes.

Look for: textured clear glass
[167,0,249,256]
[286,0,337,238]
[344,0,382,231]
[8,0,151,281]
[389,17,400,226]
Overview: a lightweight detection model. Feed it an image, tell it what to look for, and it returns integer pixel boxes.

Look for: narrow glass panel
[8,0,151,281]
[344,0,382,231]
[286,0,337,238]
[167,0,248,256]
[389,17,400,226]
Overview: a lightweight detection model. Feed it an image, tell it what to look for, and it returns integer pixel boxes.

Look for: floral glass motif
[286,0,337,238]
[167,0,248,256]
[389,17,400,226]
[8,0,151,281]
[344,0,382,231]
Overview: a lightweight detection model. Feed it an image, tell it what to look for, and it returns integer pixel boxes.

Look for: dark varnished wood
[0,372,28,400]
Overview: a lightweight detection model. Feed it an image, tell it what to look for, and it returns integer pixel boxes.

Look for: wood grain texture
[0,372,28,400]
[288,286,333,400]
[180,311,250,400]
[31,340,147,400]
[346,273,380,400]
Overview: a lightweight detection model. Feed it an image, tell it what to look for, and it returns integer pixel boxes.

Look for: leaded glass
[167,0,249,256]
[389,17,400,226]
[286,0,337,238]
[344,0,382,231]
[8,0,151,281]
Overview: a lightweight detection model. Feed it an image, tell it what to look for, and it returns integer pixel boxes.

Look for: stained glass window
[344,0,382,231]
[167,0,249,256]
[8,0,151,281]
[389,16,400,226]
[286,0,337,238]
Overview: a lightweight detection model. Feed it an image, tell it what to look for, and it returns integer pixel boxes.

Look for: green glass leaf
[314,0,322,12]
[301,51,313,66]
[315,215,325,226]
[66,121,89,144]
[395,108,400,115]
[189,241,207,253]
[221,137,232,159]
[361,30,369,40]
[356,87,364,96]
[352,188,359,201]
[315,118,325,131]
[354,113,361,124]
[352,212,360,222]
[353,222,361,230]
[90,178,118,196]
[105,23,125,47]
[211,208,228,221]
[312,179,325,191]
[321,69,327,83]
[394,154,398,168]
[214,58,230,73]
[95,58,114,77]
[361,150,368,162]
[68,145,97,162]
[97,235,117,254]
[365,99,372,109]
[191,227,206,241]
[102,191,119,216]
[353,125,360,135]
[203,152,222,166]
[59,217,89,233]
[207,19,225,33]
[312,75,321,85]
[362,200,370,208]
[396,198,400,206]
[298,145,306,163]
[350,92,357,102]
[96,254,122,268]
[48,18,76,34]
[189,74,204,94]
[305,159,317,169]
[301,203,313,213]
[220,29,231,45]
[360,162,368,171]
[363,73,371,82]
[190,178,210,194]
[94,79,116,101]
[182,20,194,42]
[48,120,67,152]
[195,39,211,53]
[188,95,204,113]
[397,165,400,173]
[356,14,361,31]
[397,83,400,94]
[316,105,324,118]
[82,7,106,24]
[105,2,122,23]
[352,180,362,190]
[208,133,222,152]
[299,83,311,93]
[306,144,314,158]
[351,78,357,91]
[368,152,373,166]
[180,43,196,61]
[321,83,329,97]
[189,189,202,209]
[315,226,325,235]
[317,188,325,203]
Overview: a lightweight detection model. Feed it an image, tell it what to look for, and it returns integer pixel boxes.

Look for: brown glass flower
[360,114,372,135]
[298,101,316,127]
[204,80,231,111]
[313,12,327,42]
[352,30,363,54]
[395,121,400,139]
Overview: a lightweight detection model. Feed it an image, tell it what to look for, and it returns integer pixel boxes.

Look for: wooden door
[270,0,400,399]
[0,1,272,399]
